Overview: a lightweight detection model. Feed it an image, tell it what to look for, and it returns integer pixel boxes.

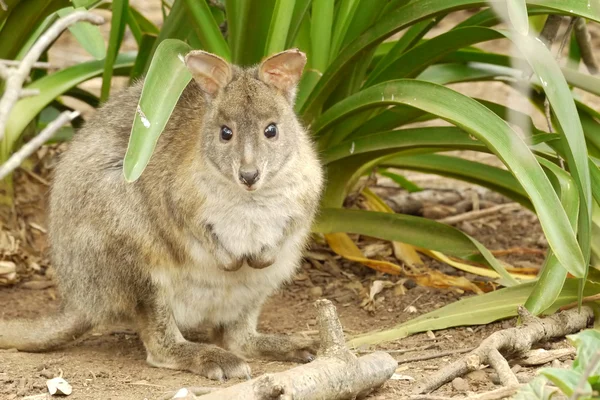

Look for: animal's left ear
[258,48,307,103]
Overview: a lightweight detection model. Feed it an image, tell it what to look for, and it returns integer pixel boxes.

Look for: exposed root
[414,306,594,394]
[165,300,397,400]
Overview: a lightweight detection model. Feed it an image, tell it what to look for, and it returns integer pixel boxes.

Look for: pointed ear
[185,50,232,97]
[258,48,307,102]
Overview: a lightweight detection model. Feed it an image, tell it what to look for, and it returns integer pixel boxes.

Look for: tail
[0,310,92,352]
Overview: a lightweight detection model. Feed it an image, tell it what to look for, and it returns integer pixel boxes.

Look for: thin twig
[574,18,599,75]
[436,203,520,225]
[397,347,475,364]
[411,385,520,400]
[0,11,104,142]
[0,111,79,180]
[0,59,52,69]
[569,350,600,400]
[560,293,600,311]
[357,343,436,355]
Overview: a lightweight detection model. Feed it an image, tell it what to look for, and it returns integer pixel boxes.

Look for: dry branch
[411,385,520,400]
[414,306,594,394]
[0,110,79,180]
[0,11,104,142]
[574,18,599,75]
[436,203,520,225]
[165,300,397,400]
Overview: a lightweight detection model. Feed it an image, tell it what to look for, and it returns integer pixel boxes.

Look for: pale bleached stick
[0,110,79,180]
[0,59,52,69]
[0,11,104,142]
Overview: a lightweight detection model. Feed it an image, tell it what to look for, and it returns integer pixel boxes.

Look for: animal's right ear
[184,50,232,97]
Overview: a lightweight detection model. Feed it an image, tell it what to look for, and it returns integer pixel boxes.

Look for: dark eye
[264,123,278,139]
[220,126,233,141]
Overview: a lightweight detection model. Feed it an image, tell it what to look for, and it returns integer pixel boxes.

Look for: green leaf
[127,6,159,45]
[505,31,592,303]
[322,126,486,164]
[567,329,600,375]
[507,0,530,35]
[264,0,296,55]
[0,0,69,60]
[2,52,136,160]
[129,33,157,82]
[524,158,577,314]
[514,376,557,400]
[330,0,360,57]
[298,0,600,120]
[57,6,106,59]
[123,39,192,182]
[347,279,600,347]
[312,79,585,278]
[227,0,275,65]
[310,0,334,72]
[183,0,231,60]
[367,27,504,86]
[314,208,517,286]
[285,0,311,48]
[100,0,129,102]
[378,170,422,193]
[368,17,440,85]
[541,368,589,397]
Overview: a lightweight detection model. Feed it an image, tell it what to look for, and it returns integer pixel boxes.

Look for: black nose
[239,169,260,186]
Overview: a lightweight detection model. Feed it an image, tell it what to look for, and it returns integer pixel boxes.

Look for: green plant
[515,329,600,400]
[3,0,600,343]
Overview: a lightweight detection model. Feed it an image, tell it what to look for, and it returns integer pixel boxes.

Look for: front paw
[244,334,318,363]
[193,346,251,381]
[220,258,244,272]
[246,254,275,269]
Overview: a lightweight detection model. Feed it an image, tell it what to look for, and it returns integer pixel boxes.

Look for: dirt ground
[1,4,599,400]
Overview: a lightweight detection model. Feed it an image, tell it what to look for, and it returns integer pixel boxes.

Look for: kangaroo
[0,48,324,381]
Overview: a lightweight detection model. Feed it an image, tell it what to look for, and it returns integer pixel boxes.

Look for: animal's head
[184,49,307,192]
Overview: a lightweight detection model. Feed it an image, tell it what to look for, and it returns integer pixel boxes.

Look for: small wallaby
[0,48,324,380]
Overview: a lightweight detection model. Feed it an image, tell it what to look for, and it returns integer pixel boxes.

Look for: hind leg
[136,298,251,381]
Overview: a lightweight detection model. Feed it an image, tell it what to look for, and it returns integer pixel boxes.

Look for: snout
[239,166,260,190]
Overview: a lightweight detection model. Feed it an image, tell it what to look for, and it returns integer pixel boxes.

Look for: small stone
[426,330,435,339]
[39,369,54,379]
[517,372,533,383]
[452,377,470,392]
[466,369,489,383]
[551,359,561,368]
[511,364,522,373]
[309,286,323,299]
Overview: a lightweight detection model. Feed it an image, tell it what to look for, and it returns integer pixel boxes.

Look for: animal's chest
[201,194,299,257]
[152,253,298,329]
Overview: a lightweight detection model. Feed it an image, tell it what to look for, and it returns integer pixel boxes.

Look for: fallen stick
[413,306,594,394]
[410,385,520,400]
[396,347,475,364]
[436,203,520,225]
[166,299,397,400]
